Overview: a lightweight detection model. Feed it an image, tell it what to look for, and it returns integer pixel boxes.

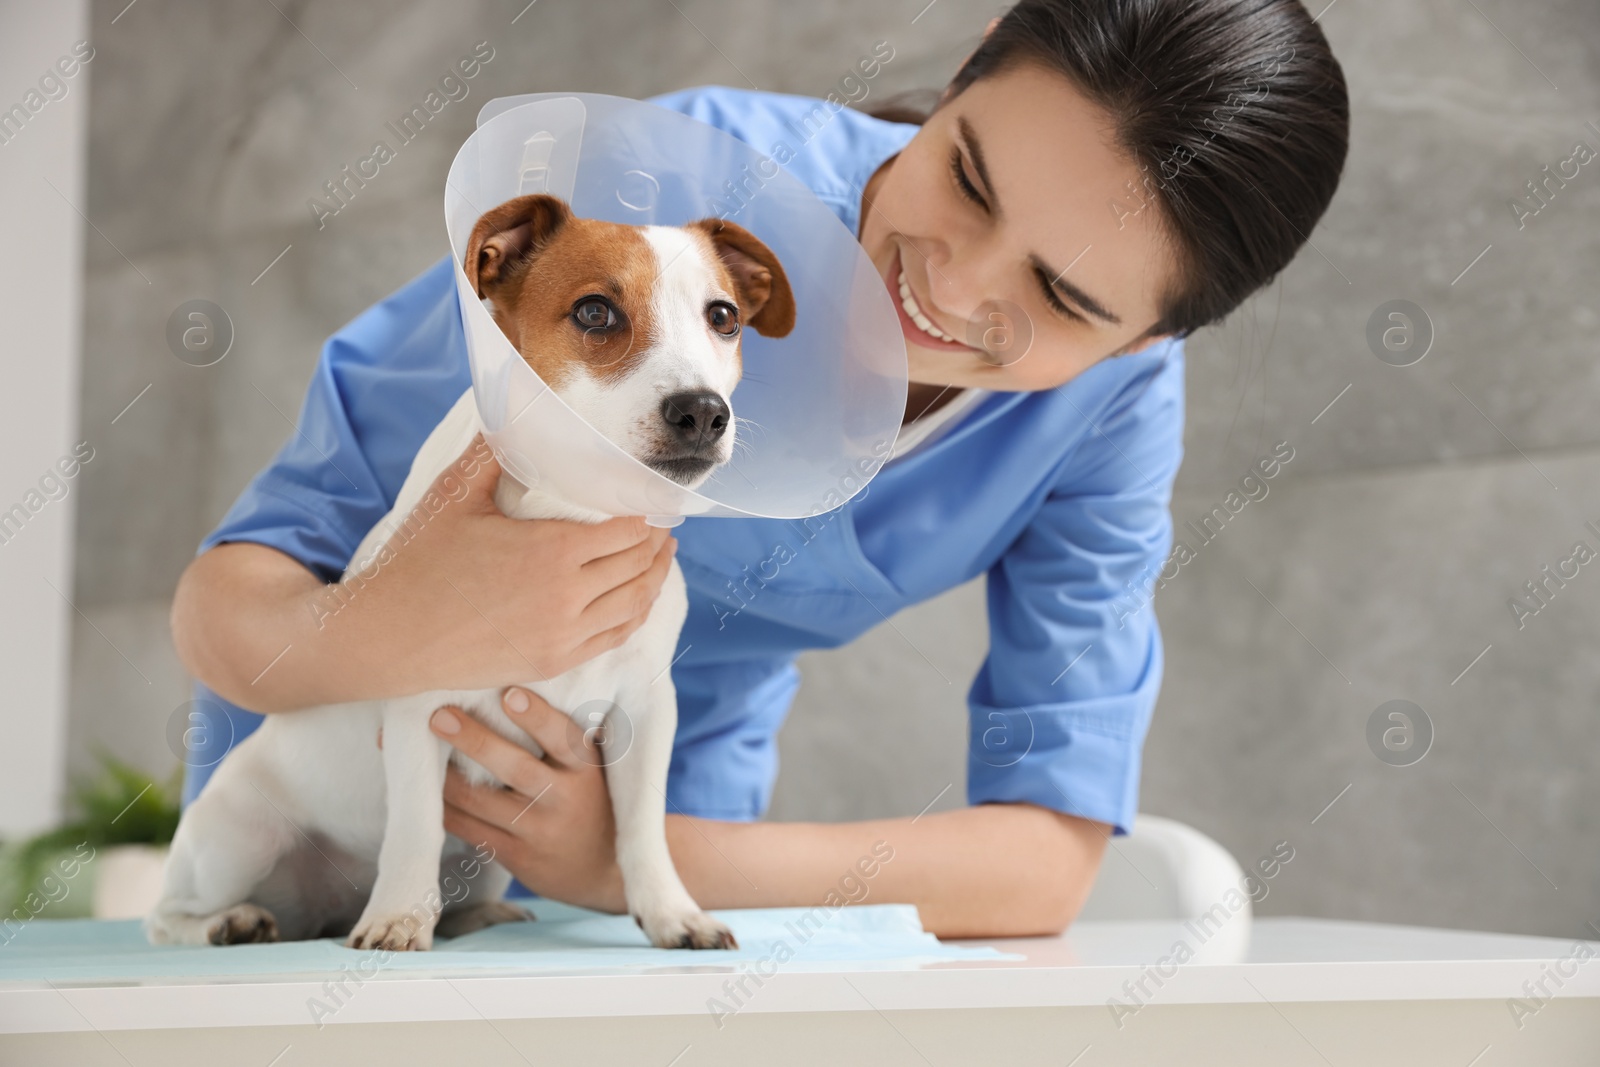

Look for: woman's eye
[707,302,740,337]
[949,147,988,211]
[1034,269,1086,324]
[572,298,616,330]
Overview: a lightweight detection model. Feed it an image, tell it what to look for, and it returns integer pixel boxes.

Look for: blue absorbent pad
[0,901,1017,983]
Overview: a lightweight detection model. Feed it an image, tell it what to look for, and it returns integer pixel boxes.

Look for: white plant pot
[90,844,170,920]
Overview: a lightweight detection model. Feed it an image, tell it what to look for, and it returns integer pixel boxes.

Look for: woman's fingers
[568,616,647,668]
[570,514,659,566]
[500,687,583,768]
[442,795,526,863]
[441,766,545,832]
[430,705,556,799]
[578,534,677,634]
[580,525,670,597]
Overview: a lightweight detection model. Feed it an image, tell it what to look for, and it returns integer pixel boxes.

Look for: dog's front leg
[608,680,737,950]
[347,698,453,951]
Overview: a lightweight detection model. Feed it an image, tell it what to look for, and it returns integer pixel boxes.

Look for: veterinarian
[172,0,1348,938]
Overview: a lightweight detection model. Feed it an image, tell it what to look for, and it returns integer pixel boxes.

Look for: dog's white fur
[146,225,746,951]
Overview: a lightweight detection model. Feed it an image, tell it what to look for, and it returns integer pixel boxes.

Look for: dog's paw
[207,903,279,945]
[345,911,435,952]
[636,907,738,950]
[435,900,536,939]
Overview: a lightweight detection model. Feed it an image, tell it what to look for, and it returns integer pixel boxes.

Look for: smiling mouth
[896,268,960,344]
[889,248,978,354]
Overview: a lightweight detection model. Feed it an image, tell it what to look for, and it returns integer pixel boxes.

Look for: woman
[173,0,1347,938]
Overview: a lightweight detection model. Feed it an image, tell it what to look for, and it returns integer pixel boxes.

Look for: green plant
[0,750,181,917]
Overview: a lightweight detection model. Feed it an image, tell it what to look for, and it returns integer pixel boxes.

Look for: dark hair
[872,0,1349,338]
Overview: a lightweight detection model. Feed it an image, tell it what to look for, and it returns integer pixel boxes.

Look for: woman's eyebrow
[958,117,1122,326]
[1031,253,1121,325]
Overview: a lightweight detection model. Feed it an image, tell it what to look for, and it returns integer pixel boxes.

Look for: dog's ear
[464,194,574,300]
[686,218,796,338]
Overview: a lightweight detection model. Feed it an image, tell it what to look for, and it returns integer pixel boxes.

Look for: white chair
[1076,813,1252,961]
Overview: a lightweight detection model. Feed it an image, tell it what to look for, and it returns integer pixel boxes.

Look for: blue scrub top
[182,85,1186,840]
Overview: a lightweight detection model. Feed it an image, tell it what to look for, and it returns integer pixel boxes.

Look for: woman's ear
[1113,331,1178,359]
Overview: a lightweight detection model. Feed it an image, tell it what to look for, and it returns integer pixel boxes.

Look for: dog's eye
[707,301,740,337]
[572,298,617,331]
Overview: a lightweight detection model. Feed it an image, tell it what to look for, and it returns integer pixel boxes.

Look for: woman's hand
[421,686,628,914]
[339,435,679,695]
[172,434,679,711]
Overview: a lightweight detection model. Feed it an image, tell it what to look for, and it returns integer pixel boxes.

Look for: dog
[146,193,795,951]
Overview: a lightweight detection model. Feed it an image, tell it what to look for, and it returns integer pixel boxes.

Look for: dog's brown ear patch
[686,218,796,338]
[465,194,574,300]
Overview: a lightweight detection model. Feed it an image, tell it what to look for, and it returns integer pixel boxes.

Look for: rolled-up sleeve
[966,349,1185,835]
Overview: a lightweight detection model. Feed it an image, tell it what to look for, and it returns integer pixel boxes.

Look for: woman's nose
[923,250,990,325]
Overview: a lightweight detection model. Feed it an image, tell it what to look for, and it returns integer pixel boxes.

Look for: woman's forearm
[172,438,680,715]
[171,542,401,713]
[664,803,1108,938]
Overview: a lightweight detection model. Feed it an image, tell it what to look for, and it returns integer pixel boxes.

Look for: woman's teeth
[897,269,960,344]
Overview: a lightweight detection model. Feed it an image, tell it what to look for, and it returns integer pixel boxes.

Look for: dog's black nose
[660,391,730,450]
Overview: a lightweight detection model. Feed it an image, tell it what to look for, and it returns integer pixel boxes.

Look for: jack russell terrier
[146,193,795,951]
